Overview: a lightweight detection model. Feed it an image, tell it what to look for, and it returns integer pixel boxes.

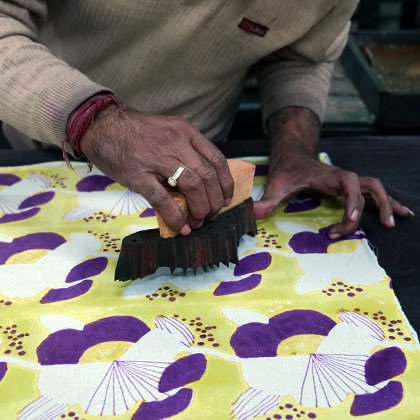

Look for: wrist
[79,103,118,158]
[63,93,122,163]
[268,107,320,160]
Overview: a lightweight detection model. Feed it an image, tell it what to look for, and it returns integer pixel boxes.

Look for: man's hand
[80,105,234,235]
[254,107,414,239]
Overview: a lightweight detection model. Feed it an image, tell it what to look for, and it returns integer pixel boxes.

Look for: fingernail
[329,232,341,240]
[224,198,232,207]
[350,209,359,222]
[388,215,395,227]
[180,224,191,236]
[403,206,415,217]
[196,220,204,228]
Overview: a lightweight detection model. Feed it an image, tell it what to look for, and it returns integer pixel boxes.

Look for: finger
[190,132,234,205]
[329,172,365,239]
[388,196,415,217]
[138,176,190,235]
[153,158,211,228]
[175,167,211,226]
[360,177,394,227]
[254,173,298,219]
[180,151,224,217]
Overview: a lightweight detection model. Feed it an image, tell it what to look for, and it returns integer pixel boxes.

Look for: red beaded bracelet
[62,93,123,166]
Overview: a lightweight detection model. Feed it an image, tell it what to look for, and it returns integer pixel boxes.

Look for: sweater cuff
[257,60,334,129]
[32,68,111,147]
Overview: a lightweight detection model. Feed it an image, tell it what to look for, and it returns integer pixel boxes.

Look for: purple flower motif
[158,354,206,393]
[18,191,55,209]
[140,208,156,218]
[37,316,150,365]
[0,362,7,382]
[76,175,115,192]
[285,194,321,213]
[214,274,262,296]
[289,225,365,254]
[0,232,65,265]
[231,310,336,358]
[229,309,408,417]
[0,173,21,186]
[31,315,206,417]
[133,388,193,420]
[66,257,108,283]
[234,253,271,276]
[40,280,93,304]
[365,347,406,386]
[351,381,403,416]
[0,174,54,223]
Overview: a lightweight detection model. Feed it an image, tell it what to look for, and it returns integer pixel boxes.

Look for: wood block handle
[156,159,256,238]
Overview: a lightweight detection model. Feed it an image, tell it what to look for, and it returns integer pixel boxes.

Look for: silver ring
[168,166,186,188]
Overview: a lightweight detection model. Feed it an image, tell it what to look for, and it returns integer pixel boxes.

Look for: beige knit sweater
[0,1,358,148]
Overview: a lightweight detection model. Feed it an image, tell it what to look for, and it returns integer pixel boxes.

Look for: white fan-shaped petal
[232,388,280,420]
[222,308,269,327]
[27,174,51,189]
[65,206,96,220]
[300,353,380,408]
[109,190,150,214]
[85,360,170,415]
[251,185,264,201]
[0,233,13,242]
[0,194,23,214]
[338,310,385,341]
[18,396,66,420]
[276,221,319,236]
[155,315,194,347]
[40,315,85,333]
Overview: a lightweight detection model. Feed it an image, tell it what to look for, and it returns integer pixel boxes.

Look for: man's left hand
[254,107,414,239]
[254,153,413,239]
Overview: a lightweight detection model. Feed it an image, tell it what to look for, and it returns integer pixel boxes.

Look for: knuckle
[200,167,218,183]
[209,151,226,168]
[148,190,167,207]
[185,172,202,190]
[344,171,359,182]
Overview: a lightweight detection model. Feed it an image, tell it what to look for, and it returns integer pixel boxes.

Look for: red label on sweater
[238,17,269,37]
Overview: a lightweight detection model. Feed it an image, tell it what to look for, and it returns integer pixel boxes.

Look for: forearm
[0,2,107,147]
[267,107,320,165]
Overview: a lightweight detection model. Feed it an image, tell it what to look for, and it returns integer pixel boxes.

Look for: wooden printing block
[115,197,257,281]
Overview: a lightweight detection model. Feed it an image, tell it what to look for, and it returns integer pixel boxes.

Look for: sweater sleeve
[0,0,110,147]
[256,1,358,126]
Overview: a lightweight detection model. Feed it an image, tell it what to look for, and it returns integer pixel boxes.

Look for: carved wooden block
[115,198,257,281]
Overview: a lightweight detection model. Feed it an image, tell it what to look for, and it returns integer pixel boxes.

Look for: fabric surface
[0,0,357,147]
[0,159,419,419]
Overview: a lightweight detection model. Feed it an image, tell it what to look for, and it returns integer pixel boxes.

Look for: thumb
[253,177,289,219]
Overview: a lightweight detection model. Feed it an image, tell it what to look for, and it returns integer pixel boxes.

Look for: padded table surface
[1,135,419,333]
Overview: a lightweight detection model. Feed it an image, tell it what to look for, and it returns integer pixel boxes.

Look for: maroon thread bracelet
[62,93,123,166]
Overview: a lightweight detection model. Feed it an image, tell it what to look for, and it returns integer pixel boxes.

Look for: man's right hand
[80,106,234,235]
